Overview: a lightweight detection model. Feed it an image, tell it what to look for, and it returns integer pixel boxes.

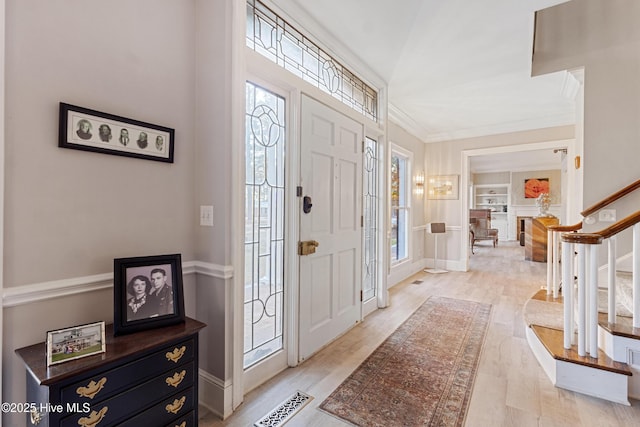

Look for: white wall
[3,1,199,424]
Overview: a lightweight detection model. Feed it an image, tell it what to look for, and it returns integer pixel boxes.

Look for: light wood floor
[199,242,640,426]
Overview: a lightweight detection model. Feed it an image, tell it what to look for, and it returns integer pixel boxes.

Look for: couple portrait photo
[125,265,175,321]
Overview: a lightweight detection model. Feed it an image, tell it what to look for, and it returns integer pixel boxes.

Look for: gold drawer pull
[166,396,186,415]
[166,346,186,363]
[76,377,107,399]
[166,370,187,388]
[175,422,186,427]
[77,406,108,427]
[30,408,42,425]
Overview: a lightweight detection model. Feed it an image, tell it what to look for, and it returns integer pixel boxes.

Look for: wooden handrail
[581,178,640,217]
[561,210,640,244]
[597,210,640,239]
[548,221,583,232]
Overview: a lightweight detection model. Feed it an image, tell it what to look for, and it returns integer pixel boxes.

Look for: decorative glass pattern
[363,137,379,301]
[246,0,378,122]
[244,82,286,368]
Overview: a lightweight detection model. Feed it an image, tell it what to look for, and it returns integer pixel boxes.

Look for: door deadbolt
[303,195,313,214]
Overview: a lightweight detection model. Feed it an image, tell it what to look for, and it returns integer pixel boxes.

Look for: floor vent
[254,391,313,427]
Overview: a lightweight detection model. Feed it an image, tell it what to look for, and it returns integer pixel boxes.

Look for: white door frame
[460,138,578,270]
[235,45,386,413]
[0,0,6,408]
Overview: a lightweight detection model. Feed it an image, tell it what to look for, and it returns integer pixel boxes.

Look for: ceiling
[281,0,575,145]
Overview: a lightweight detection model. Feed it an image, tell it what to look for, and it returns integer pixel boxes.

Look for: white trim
[2,261,232,308]
[231,0,247,412]
[190,260,234,279]
[199,368,233,419]
[0,0,6,406]
[390,143,413,267]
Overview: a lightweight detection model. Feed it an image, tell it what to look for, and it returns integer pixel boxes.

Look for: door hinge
[362,140,365,153]
[361,215,364,227]
[360,290,363,301]
[296,186,303,197]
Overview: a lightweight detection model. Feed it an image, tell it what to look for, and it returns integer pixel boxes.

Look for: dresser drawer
[60,362,195,427]
[164,410,196,427]
[60,338,195,405]
[115,389,196,427]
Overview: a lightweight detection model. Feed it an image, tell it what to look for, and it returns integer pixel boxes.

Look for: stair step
[598,312,640,340]
[530,324,632,376]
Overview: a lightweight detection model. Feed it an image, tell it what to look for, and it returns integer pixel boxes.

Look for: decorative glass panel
[363,137,379,301]
[244,81,286,368]
[246,0,378,122]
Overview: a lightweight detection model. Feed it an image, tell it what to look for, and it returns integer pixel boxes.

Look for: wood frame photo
[428,175,459,200]
[47,321,106,366]
[59,102,175,163]
[113,253,185,336]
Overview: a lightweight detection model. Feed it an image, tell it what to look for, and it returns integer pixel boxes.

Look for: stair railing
[559,211,640,359]
[546,177,640,298]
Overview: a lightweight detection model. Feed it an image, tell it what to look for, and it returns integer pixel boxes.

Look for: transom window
[246,0,378,122]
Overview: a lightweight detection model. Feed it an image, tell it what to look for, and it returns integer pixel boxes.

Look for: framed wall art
[46,321,106,366]
[524,177,550,198]
[59,102,175,163]
[113,253,185,335]
[428,175,459,200]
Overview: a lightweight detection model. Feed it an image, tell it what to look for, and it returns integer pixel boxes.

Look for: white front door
[298,95,363,361]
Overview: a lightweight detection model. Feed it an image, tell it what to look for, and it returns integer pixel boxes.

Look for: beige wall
[425,125,574,269]
[534,0,640,222]
[2,1,206,424]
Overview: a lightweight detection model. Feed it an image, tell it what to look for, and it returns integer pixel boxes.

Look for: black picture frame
[113,254,185,336]
[59,102,175,163]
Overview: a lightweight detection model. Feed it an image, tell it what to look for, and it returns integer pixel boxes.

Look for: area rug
[319,296,492,427]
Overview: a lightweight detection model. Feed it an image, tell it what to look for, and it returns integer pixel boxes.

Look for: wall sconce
[415,172,425,197]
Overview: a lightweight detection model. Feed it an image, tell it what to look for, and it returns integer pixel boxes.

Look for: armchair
[469,209,498,254]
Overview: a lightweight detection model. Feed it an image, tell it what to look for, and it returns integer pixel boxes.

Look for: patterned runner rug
[319,296,492,426]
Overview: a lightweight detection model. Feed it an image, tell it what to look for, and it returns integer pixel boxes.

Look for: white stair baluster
[553,231,560,298]
[589,244,599,358]
[634,224,640,329]
[577,244,586,357]
[547,228,553,296]
[608,236,617,325]
[562,240,574,349]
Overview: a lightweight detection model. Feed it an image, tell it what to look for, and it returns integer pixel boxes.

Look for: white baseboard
[199,369,233,419]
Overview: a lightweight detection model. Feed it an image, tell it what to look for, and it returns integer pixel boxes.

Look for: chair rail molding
[2,260,234,308]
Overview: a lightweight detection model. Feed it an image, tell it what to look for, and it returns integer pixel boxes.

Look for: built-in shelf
[473,183,511,240]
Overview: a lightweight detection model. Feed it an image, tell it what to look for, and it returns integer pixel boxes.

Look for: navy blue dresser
[16,317,206,427]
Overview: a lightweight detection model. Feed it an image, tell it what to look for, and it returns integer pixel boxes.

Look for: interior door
[298,95,363,361]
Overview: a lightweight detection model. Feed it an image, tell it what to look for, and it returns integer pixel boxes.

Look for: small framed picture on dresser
[113,253,185,336]
[47,321,106,366]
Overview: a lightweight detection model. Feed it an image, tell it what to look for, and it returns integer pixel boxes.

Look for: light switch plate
[200,205,213,226]
[599,209,616,223]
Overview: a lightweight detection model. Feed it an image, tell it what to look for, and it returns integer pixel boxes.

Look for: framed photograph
[59,102,175,163]
[113,253,185,336]
[47,321,106,366]
[524,177,550,198]
[428,175,459,200]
